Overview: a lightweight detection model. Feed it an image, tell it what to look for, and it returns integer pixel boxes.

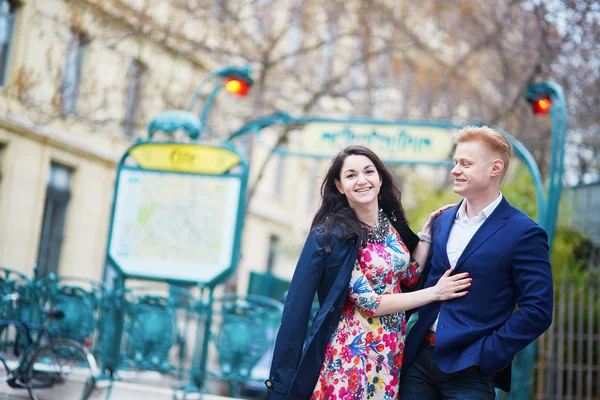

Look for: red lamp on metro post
[224,77,251,96]
[525,86,553,116]
[530,97,552,115]
[149,65,254,141]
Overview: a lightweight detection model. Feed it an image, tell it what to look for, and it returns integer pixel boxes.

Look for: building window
[37,163,73,278]
[123,59,146,138]
[0,0,18,86]
[61,29,89,115]
[266,234,280,273]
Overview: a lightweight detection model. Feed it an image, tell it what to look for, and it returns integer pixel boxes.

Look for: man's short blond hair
[454,125,513,178]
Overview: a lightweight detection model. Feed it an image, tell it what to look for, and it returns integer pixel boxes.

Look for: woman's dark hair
[311,145,418,252]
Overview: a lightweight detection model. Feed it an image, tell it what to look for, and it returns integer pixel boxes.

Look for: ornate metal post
[148,65,253,141]
[525,81,568,247]
[504,81,567,400]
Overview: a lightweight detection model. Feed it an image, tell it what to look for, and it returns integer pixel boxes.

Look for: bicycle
[0,293,99,399]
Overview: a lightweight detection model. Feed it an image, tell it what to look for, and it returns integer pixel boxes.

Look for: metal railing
[534,282,599,400]
[0,266,285,398]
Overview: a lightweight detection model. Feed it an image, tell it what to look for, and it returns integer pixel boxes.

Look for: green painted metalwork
[104,141,248,286]
[120,286,197,373]
[102,115,249,397]
[188,65,253,123]
[525,81,568,248]
[0,267,33,351]
[207,294,284,397]
[226,112,544,174]
[147,110,202,140]
[189,285,213,394]
[99,272,125,379]
[145,65,254,141]
[247,272,290,303]
[113,65,253,393]
[0,267,31,323]
[33,275,107,346]
[497,81,568,400]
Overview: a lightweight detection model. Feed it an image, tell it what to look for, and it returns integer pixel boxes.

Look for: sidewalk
[0,359,249,400]
[0,379,240,400]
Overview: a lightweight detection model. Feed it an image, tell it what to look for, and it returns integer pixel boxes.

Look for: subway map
[109,169,241,283]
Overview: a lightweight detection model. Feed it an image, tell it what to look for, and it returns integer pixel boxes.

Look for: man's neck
[464,190,501,219]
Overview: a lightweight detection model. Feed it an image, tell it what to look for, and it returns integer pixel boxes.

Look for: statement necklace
[362,209,390,244]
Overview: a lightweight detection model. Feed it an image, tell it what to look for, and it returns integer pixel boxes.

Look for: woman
[265,146,470,400]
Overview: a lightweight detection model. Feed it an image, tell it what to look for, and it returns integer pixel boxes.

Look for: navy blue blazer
[403,197,553,393]
[267,220,418,400]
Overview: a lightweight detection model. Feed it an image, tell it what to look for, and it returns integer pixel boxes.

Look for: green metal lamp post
[524,81,568,247]
[188,64,253,123]
[506,81,567,400]
[147,64,253,140]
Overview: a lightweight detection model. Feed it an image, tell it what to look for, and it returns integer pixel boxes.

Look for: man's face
[451,141,496,198]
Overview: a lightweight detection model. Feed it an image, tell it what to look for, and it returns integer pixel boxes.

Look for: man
[400,126,553,399]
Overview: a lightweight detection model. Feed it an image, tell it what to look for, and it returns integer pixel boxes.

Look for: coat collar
[438,197,511,272]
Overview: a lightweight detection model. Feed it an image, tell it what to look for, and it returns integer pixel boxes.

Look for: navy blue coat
[266,220,418,400]
[402,198,553,393]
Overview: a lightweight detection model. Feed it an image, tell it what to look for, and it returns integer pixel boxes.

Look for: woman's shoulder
[309,222,347,241]
[309,221,358,256]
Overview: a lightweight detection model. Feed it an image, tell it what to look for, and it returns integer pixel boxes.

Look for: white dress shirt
[430,193,503,332]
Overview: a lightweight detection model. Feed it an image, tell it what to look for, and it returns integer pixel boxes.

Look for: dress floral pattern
[311,225,422,400]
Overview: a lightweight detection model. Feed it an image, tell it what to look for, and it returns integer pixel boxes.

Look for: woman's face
[335,155,382,210]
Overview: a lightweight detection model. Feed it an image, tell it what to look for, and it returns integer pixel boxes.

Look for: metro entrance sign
[296,122,455,164]
[101,141,248,376]
[229,113,472,167]
[228,114,544,194]
[105,141,248,286]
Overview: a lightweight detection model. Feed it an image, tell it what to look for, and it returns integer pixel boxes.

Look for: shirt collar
[456,193,503,222]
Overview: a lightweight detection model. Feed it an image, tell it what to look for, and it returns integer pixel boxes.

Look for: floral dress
[311,225,422,400]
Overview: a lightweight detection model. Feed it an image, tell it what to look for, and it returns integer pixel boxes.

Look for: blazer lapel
[436,201,461,270]
[453,197,510,272]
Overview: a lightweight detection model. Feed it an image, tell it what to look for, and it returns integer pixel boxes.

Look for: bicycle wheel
[25,339,98,400]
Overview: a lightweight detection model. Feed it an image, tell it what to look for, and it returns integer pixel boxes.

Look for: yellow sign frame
[129,143,241,174]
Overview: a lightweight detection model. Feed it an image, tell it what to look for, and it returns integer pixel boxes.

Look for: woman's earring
[391,211,397,222]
